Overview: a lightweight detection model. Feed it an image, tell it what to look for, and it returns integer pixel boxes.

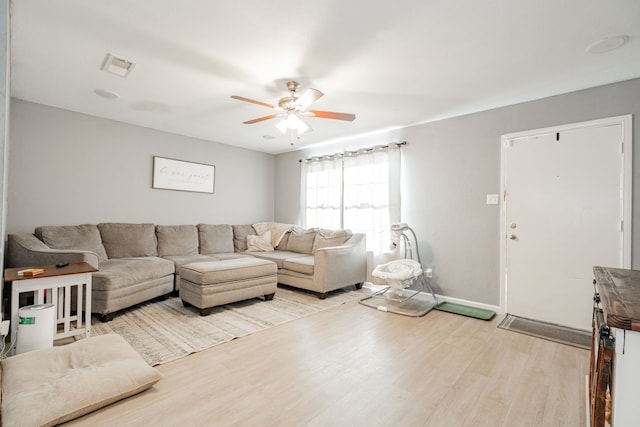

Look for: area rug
[498,314,591,350]
[91,286,368,366]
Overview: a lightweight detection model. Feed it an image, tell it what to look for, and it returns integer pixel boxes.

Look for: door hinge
[620,220,624,232]
[620,141,624,154]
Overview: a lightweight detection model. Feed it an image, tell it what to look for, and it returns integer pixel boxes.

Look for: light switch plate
[486,194,499,205]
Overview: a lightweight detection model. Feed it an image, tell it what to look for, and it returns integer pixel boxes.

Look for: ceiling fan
[231,81,356,135]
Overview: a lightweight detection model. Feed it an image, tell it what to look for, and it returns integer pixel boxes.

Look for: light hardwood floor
[65,300,589,426]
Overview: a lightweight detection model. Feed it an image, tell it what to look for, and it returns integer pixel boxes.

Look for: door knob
[508,234,517,240]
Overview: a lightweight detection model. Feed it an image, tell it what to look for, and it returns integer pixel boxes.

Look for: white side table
[4,262,97,354]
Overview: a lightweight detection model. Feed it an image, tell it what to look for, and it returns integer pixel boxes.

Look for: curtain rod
[299,141,407,163]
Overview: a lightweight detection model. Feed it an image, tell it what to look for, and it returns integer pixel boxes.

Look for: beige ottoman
[179,258,277,315]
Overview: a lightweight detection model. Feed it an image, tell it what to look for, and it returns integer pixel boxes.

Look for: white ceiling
[9,1,640,154]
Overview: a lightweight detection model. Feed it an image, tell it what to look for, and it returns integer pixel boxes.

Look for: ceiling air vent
[100,53,136,77]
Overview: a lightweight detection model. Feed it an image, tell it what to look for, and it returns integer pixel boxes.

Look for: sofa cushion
[198,224,234,254]
[162,254,219,271]
[93,257,175,292]
[248,250,307,268]
[282,255,315,275]
[163,253,218,264]
[246,231,274,252]
[312,229,353,253]
[286,227,317,254]
[232,224,256,252]
[35,224,108,263]
[252,222,293,247]
[156,225,199,257]
[0,334,161,427]
[98,223,158,258]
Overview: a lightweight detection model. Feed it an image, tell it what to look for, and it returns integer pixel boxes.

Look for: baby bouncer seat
[360,223,437,317]
[372,259,423,297]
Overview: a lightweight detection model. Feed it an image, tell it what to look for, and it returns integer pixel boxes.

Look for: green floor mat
[435,302,495,320]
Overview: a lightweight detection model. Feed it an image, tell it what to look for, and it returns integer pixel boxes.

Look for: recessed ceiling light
[586,35,630,54]
[100,53,136,77]
[94,89,120,100]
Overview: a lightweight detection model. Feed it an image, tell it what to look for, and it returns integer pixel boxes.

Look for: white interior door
[503,117,631,331]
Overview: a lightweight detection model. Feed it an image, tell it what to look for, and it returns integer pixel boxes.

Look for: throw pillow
[276,231,290,250]
[286,227,317,254]
[232,224,256,252]
[252,222,294,247]
[246,231,274,252]
[312,229,353,253]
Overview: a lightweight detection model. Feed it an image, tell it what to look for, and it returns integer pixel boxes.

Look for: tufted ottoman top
[179,258,276,285]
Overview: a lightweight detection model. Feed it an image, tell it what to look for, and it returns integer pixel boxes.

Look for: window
[301,144,401,254]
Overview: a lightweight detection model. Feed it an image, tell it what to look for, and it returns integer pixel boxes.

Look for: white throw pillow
[246,231,274,252]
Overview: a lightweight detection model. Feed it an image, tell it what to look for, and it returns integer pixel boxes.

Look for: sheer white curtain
[300,155,343,230]
[301,144,401,254]
[343,146,400,253]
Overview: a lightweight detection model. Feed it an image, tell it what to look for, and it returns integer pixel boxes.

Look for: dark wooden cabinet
[591,267,640,426]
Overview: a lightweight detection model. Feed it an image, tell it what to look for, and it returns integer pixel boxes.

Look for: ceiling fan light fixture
[294,116,309,134]
[276,117,289,134]
[276,114,309,134]
[232,80,353,138]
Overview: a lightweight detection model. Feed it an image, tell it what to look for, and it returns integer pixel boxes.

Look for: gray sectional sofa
[7,222,367,320]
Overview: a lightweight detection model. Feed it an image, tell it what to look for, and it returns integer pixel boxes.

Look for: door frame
[499,115,633,313]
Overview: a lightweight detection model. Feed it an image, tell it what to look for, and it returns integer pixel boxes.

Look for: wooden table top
[4,262,97,283]
[593,266,640,332]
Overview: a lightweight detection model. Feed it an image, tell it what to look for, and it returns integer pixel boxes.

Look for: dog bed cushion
[1,334,161,427]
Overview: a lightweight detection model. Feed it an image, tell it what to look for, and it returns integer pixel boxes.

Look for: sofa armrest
[7,234,100,269]
[314,233,367,287]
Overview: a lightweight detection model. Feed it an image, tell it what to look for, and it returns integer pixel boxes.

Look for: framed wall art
[152,156,215,194]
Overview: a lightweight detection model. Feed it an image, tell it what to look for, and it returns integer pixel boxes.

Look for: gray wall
[275,78,640,306]
[7,99,275,233]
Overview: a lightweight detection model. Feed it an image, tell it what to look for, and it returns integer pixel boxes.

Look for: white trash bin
[16,304,55,354]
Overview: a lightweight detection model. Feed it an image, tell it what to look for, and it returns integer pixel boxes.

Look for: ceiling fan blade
[243,114,278,124]
[308,110,356,121]
[231,95,275,109]
[295,88,323,111]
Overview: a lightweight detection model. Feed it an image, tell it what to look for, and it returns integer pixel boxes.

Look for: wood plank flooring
[65,300,589,426]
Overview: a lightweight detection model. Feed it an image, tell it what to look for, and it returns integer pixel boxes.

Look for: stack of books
[17,268,45,277]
